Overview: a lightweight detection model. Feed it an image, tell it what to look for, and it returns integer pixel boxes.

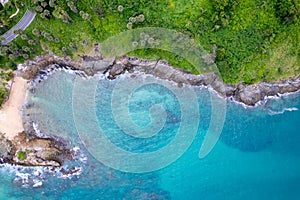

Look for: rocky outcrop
[19,54,300,106]
[11,132,71,167]
[0,132,14,163]
[108,56,300,106]
[233,79,300,106]
[19,54,111,80]
[20,55,57,80]
[4,54,298,166]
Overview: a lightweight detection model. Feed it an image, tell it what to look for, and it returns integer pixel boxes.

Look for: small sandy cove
[0,77,28,140]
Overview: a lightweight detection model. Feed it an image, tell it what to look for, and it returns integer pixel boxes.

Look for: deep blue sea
[1,71,300,199]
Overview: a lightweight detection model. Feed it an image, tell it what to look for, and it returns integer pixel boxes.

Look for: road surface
[1,10,36,45]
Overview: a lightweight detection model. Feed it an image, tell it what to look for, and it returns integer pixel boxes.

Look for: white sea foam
[29,64,88,88]
[59,166,82,179]
[71,146,88,163]
[32,179,43,188]
[267,107,298,116]
[227,91,300,110]
[32,122,46,138]
[0,146,86,188]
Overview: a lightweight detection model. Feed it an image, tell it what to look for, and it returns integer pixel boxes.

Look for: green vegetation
[0,0,26,35]
[17,151,27,161]
[0,70,13,107]
[0,87,7,106]
[0,0,299,84]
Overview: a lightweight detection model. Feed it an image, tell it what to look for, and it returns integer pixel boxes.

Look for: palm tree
[32,28,40,36]
[0,36,4,43]
[13,29,24,35]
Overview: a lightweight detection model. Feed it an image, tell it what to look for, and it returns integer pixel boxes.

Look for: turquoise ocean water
[1,71,300,199]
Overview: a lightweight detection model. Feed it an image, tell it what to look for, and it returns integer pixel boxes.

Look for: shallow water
[1,71,300,199]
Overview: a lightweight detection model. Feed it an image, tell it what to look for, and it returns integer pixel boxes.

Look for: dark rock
[237,86,263,106]
[11,132,71,167]
[0,133,14,161]
[82,55,103,62]
[19,54,300,106]
[225,84,236,97]
[109,64,126,78]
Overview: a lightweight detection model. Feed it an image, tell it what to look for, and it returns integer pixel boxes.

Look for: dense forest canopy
[0,0,299,84]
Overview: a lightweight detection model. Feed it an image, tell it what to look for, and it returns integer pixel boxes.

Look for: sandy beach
[0,76,28,140]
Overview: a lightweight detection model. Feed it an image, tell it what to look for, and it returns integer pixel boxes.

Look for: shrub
[275,0,300,23]
[17,151,27,161]
[0,87,7,107]
[126,22,133,29]
[137,14,145,22]
[118,5,124,12]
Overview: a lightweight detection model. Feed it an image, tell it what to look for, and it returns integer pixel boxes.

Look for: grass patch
[128,48,199,74]
[17,151,27,161]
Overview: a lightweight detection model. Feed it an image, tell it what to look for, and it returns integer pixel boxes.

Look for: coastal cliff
[11,132,70,167]
[110,57,300,106]
[1,53,299,166]
[19,54,300,106]
[0,130,71,167]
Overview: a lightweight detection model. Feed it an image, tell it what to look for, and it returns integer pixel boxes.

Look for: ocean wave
[0,145,87,188]
[1,162,84,188]
[29,64,88,88]
[71,146,88,164]
[32,122,49,138]
[267,107,298,116]
[227,90,300,110]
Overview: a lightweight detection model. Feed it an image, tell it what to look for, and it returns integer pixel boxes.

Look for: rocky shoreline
[114,57,300,106]
[1,53,299,167]
[19,54,300,106]
[0,130,72,167]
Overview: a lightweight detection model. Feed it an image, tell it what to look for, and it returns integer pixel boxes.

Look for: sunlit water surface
[1,71,300,199]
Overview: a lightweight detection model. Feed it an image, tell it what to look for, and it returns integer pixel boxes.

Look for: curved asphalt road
[1,10,36,45]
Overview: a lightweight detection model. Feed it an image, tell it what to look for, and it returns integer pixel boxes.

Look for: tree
[275,0,300,23]
[67,1,78,13]
[82,13,90,20]
[8,53,15,60]
[43,10,51,18]
[79,11,90,20]
[32,28,40,36]
[94,5,105,18]
[0,87,7,107]
[22,46,30,52]
[13,29,24,35]
[211,0,239,27]
[0,47,6,56]
[22,54,29,59]
[41,1,48,8]
[35,5,43,13]
[49,0,56,7]
[28,39,36,45]
[54,38,60,43]
[62,12,72,23]
[20,34,28,40]
[52,6,64,19]
[40,12,46,19]
[0,36,4,43]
